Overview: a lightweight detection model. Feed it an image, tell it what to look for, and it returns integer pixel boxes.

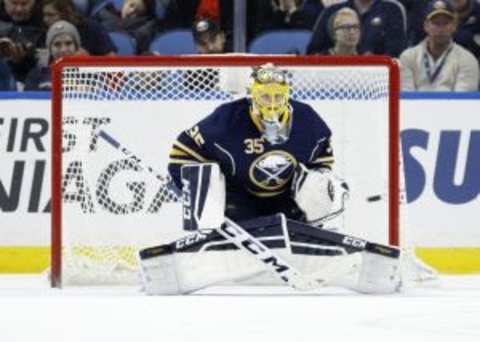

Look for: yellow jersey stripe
[247,188,287,197]
[169,148,189,157]
[173,141,208,162]
[169,159,201,165]
[312,156,335,163]
[312,161,334,166]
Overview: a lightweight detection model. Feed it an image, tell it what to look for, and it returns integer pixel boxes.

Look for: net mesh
[58,62,392,286]
[62,66,389,101]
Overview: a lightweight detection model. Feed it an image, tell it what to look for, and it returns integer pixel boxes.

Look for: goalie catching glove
[292,163,349,226]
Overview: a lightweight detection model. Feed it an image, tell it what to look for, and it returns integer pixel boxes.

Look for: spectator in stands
[0,57,15,90]
[0,0,44,82]
[178,18,226,92]
[24,20,85,90]
[192,17,226,54]
[162,0,200,28]
[248,0,323,38]
[321,7,361,55]
[163,0,233,48]
[447,0,480,60]
[41,0,116,56]
[399,0,479,91]
[408,0,480,61]
[93,0,157,54]
[397,0,429,45]
[161,0,227,30]
[306,0,407,57]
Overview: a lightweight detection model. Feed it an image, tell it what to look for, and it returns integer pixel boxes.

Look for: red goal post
[51,55,400,287]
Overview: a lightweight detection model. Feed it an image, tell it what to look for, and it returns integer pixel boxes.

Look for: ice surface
[0,275,479,342]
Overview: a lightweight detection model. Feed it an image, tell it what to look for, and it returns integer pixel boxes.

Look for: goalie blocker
[181,163,225,231]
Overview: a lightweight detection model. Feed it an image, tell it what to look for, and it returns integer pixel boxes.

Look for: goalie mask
[249,63,292,145]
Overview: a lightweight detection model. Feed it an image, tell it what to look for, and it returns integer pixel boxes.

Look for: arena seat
[248,30,312,55]
[149,30,196,55]
[111,0,125,10]
[109,31,137,55]
[90,0,124,16]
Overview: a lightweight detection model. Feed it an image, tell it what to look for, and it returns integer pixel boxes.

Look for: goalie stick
[220,217,324,290]
[99,129,402,291]
[98,129,330,290]
[98,129,167,183]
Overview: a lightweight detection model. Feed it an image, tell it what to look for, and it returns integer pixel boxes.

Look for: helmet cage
[250,64,290,124]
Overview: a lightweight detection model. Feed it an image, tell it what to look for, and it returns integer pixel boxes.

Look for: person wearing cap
[307,0,407,57]
[399,0,479,91]
[322,7,361,55]
[192,18,227,54]
[405,0,480,60]
[24,20,84,90]
[181,18,228,92]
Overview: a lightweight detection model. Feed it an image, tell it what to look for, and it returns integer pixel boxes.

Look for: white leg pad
[355,252,402,294]
[138,249,269,295]
[328,252,402,294]
[138,253,181,295]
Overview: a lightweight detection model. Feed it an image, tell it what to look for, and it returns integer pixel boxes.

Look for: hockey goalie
[137,64,436,295]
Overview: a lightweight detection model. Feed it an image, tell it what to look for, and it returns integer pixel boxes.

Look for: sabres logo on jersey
[249,151,297,195]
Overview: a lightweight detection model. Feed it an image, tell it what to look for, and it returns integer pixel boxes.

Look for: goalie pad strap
[286,219,400,258]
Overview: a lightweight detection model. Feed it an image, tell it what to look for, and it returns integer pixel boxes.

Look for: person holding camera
[0,0,44,83]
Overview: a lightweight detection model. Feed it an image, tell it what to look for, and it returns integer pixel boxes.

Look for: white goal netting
[51,56,399,286]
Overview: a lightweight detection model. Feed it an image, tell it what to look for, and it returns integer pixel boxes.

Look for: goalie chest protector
[169,98,333,200]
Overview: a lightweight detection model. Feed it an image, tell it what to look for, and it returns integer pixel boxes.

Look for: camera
[8,26,40,53]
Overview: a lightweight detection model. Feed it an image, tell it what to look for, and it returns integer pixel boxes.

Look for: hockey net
[51,55,400,287]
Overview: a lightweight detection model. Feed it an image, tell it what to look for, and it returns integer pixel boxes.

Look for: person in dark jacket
[307,0,407,57]
[94,0,157,53]
[0,0,44,82]
[0,56,15,90]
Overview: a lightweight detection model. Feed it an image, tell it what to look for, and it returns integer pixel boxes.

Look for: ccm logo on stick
[176,231,210,249]
[342,236,367,249]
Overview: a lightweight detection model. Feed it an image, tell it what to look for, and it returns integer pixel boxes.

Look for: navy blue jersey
[168,98,333,206]
[307,0,407,57]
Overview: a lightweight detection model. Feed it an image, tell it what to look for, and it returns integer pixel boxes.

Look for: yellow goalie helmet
[250,63,291,144]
